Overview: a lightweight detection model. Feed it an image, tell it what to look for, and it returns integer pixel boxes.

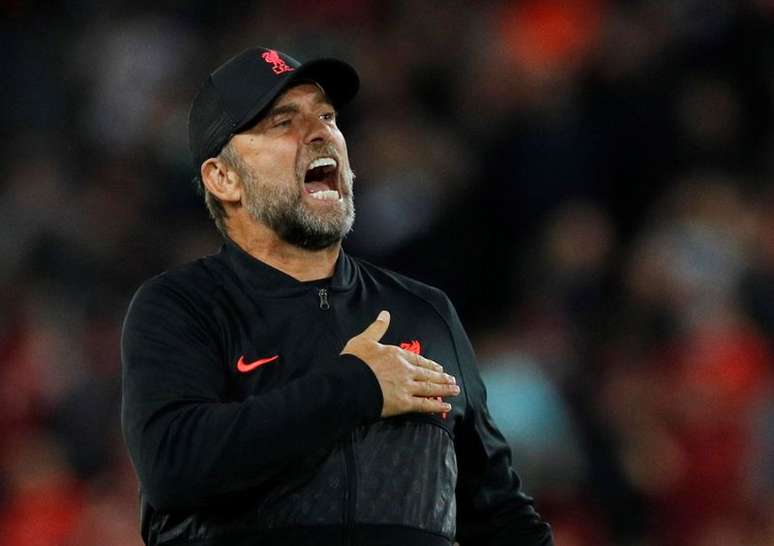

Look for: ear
[201,158,242,204]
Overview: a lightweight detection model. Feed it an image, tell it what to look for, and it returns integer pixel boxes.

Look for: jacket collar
[220,238,358,295]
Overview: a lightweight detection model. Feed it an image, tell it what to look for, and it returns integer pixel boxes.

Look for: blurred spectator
[2,2,774,545]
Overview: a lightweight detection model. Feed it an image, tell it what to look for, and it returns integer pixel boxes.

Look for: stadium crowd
[2,1,774,545]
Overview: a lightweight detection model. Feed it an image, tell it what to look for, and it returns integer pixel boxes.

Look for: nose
[303,113,332,145]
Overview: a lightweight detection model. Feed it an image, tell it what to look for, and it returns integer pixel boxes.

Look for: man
[121,47,553,546]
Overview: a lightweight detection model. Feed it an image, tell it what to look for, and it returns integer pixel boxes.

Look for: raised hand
[341,310,459,417]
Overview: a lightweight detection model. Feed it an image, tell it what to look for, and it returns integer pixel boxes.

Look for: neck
[227,221,340,282]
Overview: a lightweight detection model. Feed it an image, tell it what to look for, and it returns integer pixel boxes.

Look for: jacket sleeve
[445,300,554,546]
[120,276,383,512]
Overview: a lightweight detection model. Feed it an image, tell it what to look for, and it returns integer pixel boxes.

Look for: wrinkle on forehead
[274,81,331,107]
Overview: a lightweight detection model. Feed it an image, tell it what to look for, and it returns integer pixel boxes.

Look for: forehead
[272,82,331,108]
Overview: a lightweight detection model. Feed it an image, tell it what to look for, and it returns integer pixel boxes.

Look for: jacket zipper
[343,431,357,545]
[318,288,330,310]
[317,286,355,542]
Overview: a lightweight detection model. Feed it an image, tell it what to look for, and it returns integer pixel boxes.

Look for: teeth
[308,157,337,171]
[309,190,341,201]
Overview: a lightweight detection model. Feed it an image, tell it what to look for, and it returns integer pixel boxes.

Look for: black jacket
[121,240,553,546]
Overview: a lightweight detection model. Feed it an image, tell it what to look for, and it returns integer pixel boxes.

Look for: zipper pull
[318,288,330,310]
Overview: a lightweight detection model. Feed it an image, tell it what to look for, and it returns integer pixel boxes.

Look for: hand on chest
[225,300,464,423]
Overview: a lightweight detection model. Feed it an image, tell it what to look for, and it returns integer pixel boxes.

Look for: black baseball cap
[188,46,359,171]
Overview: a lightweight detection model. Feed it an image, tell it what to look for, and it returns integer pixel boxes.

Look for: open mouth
[304,157,340,201]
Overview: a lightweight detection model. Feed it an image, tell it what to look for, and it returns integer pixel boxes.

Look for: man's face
[228,83,355,250]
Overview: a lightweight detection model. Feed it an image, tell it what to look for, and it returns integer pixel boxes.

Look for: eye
[320,111,337,123]
[273,118,292,128]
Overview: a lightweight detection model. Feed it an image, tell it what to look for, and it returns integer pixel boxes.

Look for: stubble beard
[240,161,355,251]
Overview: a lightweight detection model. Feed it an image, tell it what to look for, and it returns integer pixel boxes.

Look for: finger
[412,396,452,414]
[358,310,391,342]
[411,381,461,398]
[412,367,456,384]
[404,352,444,373]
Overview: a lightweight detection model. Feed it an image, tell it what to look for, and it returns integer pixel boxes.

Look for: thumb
[359,310,390,342]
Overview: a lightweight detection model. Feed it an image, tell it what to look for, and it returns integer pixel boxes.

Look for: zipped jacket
[121,240,553,546]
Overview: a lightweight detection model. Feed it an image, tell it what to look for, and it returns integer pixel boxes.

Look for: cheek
[333,129,348,150]
[250,149,299,182]
[332,132,351,165]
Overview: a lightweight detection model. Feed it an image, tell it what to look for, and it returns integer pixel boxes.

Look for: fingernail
[443,403,452,411]
[445,374,456,383]
[452,385,460,394]
[377,310,389,321]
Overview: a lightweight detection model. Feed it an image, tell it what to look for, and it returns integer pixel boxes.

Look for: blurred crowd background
[3,1,774,545]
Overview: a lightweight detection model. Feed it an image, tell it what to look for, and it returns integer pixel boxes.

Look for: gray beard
[242,169,355,251]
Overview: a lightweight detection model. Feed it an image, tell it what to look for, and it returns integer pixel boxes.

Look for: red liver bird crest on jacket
[400,338,447,419]
[400,339,421,354]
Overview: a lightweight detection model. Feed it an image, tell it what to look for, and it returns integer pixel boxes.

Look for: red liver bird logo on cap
[261,50,294,75]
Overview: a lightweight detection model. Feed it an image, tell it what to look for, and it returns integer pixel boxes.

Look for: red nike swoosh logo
[236,354,279,373]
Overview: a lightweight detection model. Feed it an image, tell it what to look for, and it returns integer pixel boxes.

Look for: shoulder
[126,253,225,321]
[121,256,229,367]
[349,255,456,320]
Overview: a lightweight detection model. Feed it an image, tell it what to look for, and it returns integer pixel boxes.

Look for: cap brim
[233,58,359,133]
